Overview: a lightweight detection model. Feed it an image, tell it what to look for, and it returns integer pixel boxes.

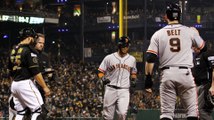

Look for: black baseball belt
[107,85,129,89]
[160,66,189,71]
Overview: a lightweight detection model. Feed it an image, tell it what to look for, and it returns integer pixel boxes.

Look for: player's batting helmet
[19,28,38,40]
[118,36,131,48]
[166,3,181,21]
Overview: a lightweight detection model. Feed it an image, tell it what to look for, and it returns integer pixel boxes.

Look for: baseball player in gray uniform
[98,36,137,120]
[144,3,206,120]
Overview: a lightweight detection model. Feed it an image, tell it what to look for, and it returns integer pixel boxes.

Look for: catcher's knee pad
[15,114,25,120]
[17,107,29,115]
[32,104,49,120]
[15,108,31,120]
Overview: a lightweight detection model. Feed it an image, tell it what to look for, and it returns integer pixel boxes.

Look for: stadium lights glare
[3,35,9,39]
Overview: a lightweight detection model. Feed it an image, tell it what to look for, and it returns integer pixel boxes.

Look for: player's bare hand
[43,87,51,96]
[145,88,152,93]
[209,86,214,96]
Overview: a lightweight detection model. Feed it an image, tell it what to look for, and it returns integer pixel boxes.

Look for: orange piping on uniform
[98,68,105,73]
[146,50,158,55]
[199,41,205,50]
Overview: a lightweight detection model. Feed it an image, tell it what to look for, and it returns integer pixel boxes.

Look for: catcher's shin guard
[32,104,49,120]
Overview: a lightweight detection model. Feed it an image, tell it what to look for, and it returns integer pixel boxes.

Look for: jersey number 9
[169,38,180,52]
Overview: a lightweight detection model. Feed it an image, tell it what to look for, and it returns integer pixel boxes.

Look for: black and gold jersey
[8,44,40,81]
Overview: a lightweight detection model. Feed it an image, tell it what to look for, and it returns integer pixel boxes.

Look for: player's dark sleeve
[146,52,158,63]
[145,52,156,89]
[25,51,40,76]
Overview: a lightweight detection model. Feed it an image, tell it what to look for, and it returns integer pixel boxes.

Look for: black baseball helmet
[166,3,181,21]
[118,36,131,48]
[19,28,38,40]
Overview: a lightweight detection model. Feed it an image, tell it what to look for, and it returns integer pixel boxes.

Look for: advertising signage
[0,15,44,24]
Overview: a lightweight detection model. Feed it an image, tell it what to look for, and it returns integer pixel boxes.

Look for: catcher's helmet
[166,3,181,21]
[19,28,38,40]
[118,36,131,48]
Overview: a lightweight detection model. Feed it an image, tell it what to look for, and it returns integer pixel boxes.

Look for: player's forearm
[34,73,48,89]
[145,62,154,75]
[144,62,154,91]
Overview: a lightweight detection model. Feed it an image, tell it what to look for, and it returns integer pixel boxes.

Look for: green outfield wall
[1,110,214,120]
[127,109,214,120]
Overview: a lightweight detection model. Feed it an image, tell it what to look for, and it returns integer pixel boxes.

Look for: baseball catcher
[192,40,214,120]
[8,28,50,120]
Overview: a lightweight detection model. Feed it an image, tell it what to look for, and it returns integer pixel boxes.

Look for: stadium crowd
[1,37,213,119]
[0,53,162,118]
[0,0,213,119]
[0,36,195,118]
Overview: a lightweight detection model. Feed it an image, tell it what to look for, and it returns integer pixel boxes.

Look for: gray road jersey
[98,52,137,88]
[147,24,205,68]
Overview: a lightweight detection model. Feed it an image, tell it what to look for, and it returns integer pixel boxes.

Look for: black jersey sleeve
[146,52,158,63]
[25,50,40,76]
